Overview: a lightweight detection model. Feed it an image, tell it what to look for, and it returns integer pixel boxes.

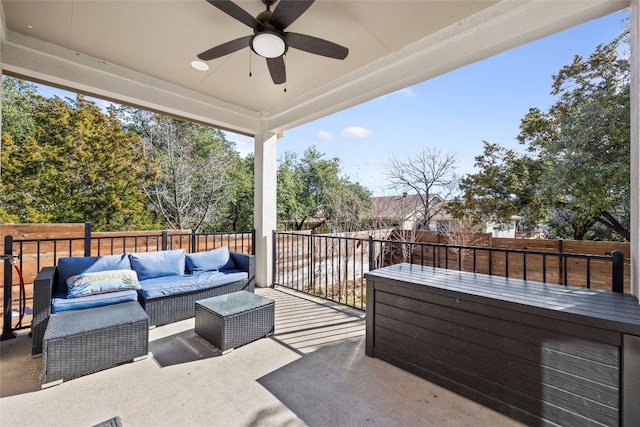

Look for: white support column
[631,1,640,300]
[253,121,278,288]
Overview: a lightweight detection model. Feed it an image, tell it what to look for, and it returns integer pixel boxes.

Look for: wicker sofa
[32,247,255,355]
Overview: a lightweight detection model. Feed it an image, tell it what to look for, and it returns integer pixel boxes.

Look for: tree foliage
[1,79,157,230]
[1,77,254,232]
[450,141,546,229]
[219,153,254,231]
[113,106,239,230]
[277,146,371,231]
[455,28,630,240]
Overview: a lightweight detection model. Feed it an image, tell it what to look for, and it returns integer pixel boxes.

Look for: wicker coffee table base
[195,291,274,352]
[42,301,149,387]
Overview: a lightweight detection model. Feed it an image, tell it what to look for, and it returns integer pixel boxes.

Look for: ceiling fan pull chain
[284,54,287,93]
[249,50,252,77]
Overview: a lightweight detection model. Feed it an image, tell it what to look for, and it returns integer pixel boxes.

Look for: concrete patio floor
[1,287,523,427]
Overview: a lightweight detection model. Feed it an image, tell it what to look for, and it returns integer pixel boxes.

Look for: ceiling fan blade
[197,35,252,61]
[284,33,348,59]
[266,56,286,84]
[269,0,314,30]
[206,0,261,29]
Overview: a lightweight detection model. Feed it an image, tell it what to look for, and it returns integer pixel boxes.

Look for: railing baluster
[473,248,477,273]
[505,251,509,278]
[445,245,449,269]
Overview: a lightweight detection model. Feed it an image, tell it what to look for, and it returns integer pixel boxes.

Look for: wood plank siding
[365,264,640,427]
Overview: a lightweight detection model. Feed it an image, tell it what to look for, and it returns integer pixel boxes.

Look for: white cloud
[227,134,254,158]
[375,86,417,100]
[316,130,334,140]
[365,159,382,166]
[396,87,417,97]
[94,98,115,111]
[341,126,372,138]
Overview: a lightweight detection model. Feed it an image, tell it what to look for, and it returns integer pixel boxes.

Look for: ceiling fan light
[251,32,286,58]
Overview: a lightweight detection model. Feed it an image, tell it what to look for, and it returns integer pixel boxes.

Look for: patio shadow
[0,332,42,397]
[257,336,521,427]
[149,329,221,367]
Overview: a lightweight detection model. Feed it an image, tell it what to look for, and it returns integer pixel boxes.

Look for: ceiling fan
[197,0,349,85]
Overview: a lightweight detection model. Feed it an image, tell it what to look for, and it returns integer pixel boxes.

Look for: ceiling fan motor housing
[198,0,348,84]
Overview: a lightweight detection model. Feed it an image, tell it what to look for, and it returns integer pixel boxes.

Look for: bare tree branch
[385,147,459,229]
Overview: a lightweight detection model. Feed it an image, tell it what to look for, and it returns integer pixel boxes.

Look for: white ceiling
[0,0,627,136]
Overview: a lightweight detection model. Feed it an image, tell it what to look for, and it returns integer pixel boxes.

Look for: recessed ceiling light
[191,60,209,71]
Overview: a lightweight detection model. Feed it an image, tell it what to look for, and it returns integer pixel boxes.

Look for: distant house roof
[372,194,446,222]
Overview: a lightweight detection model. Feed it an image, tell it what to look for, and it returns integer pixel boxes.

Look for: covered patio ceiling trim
[0,31,262,136]
[1,0,627,137]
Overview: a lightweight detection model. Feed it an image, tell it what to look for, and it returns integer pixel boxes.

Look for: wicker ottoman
[42,301,149,387]
[195,291,274,352]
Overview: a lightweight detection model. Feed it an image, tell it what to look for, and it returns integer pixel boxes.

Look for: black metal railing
[3,226,627,339]
[1,224,254,339]
[273,231,369,311]
[273,231,627,311]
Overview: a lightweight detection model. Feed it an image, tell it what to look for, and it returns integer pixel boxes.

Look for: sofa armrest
[31,266,56,355]
[230,252,255,291]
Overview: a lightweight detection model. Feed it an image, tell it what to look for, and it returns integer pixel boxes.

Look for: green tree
[451,141,546,229]
[113,106,239,230]
[324,179,373,232]
[1,77,38,146]
[277,146,371,231]
[455,28,630,241]
[1,85,157,230]
[215,153,254,231]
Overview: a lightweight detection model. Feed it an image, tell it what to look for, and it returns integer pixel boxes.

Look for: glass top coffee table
[195,291,274,353]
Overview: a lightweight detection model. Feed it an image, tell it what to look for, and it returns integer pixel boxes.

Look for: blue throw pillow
[129,249,186,280]
[67,269,142,298]
[185,246,235,272]
[57,254,131,292]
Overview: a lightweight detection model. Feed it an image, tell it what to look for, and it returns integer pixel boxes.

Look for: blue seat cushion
[185,247,235,272]
[129,249,186,280]
[57,254,131,293]
[51,288,138,313]
[138,270,248,300]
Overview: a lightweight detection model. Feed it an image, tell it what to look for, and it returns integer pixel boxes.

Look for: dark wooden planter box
[365,263,640,427]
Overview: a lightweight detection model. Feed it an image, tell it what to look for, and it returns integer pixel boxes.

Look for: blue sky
[230,8,629,196]
[34,8,628,197]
